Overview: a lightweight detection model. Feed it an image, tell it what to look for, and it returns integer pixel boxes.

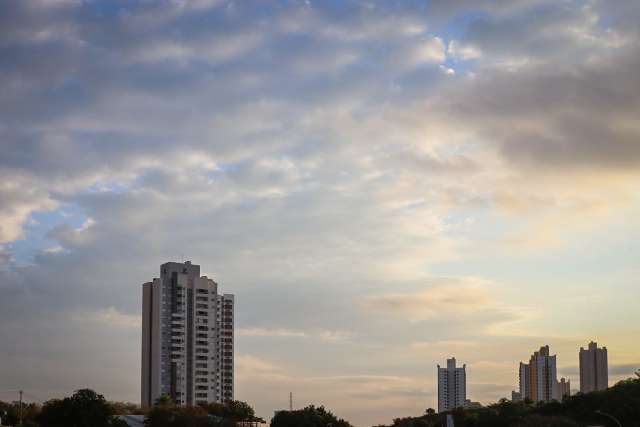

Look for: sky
[1,0,639,425]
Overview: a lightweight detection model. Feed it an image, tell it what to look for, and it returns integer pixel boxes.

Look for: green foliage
[108,401,144,415]
[375,374,640,427]
[37,389,122,427]
[144,399,261,427]
[270,405,353,427]
[0,400,41,426]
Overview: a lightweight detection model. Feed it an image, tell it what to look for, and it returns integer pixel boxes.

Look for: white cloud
[408,36,447,64]
[448,40,483,60]
[72,307,141,329]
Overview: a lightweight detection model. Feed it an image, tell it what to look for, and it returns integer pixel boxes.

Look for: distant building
[518,362,530,400]
[437,357,466,412]
[518,346,558,403]
[557,377,570,400]
[511,390,522,402]
[464,399,482,409]
[141,261,234,407]
[579,341,608,393]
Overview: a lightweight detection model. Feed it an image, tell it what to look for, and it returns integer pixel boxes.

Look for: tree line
[375,370,640,427]
[0,389,263,427]
[3,371,638,427]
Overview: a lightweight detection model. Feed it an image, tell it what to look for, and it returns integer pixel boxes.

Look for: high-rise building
[517,346,558,403]
[518,362,530,400]
[557,377,570,400]
[579,341,608,393]
[141,261,234,407]
[437,357,466,412]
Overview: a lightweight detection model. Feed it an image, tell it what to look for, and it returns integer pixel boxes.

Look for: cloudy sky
[1,0,640,425]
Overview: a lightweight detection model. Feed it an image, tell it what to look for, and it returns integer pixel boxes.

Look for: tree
[270,405,353,427]
[0,400,40,426]
[374,372,640,427]
[37,389,122,427]
[197,400,263,426]
[109,401,144,415]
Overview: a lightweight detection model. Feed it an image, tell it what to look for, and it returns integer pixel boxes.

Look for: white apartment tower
[438,357,466,412]
[141,261,234,407]
[579,341,608,393]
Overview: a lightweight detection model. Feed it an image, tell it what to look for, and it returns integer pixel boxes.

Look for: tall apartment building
[437,358,466,412]
[579,341,608,393]
[518,346,558,403]
[518,362,530,400]
[141,261,234,407]
[557,377,570,400]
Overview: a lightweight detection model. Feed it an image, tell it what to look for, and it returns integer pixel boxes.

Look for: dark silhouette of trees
[144,398,262,427]
[270,405,353,427]
[375,373,640,427]
[37,389,124,427]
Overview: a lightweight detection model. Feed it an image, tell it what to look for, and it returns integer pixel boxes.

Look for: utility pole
[595,410,622,427]
[19,390,23,426]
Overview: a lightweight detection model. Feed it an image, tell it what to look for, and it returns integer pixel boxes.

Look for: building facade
[579,341,608,393]
[437,358,466,412]
[557,377,570,400]
[142,261,234,407]
[518,362,530,400]
[518,346,558,403]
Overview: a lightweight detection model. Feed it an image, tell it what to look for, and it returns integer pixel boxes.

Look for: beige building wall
[579,341,608,393]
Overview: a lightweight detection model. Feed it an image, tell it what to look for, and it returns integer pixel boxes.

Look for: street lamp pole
[595,410,622,427]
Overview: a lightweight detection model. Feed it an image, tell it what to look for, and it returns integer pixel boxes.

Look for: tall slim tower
[518,362,530,400]
[141,261,234,407]
[518,345,558,403]
[437,357,466,412]
[579,341,608,393]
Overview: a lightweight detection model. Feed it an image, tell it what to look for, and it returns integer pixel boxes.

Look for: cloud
[448,40,482,60]
[363,286,487,320]
[73,307,142,329]
[0,173,57,243]
[237,327,353,343]
[362,277,504,322]
[407,36,447,65]
[1,1,640,426]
